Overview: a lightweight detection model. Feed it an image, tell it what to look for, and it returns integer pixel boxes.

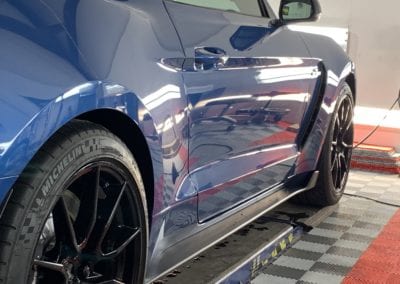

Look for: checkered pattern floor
[346,170,400,206]
[253,171,400,284]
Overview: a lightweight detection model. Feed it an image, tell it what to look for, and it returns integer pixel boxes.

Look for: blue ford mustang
[0,0,355,283]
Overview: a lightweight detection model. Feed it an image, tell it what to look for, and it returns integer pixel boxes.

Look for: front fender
[0,81,163,188]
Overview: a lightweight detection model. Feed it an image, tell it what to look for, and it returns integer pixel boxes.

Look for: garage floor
[253,170,400,284]
[153,170,400,284]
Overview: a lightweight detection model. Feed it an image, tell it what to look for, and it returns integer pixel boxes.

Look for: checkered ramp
[253,171,400,284]
[346,170,400,206]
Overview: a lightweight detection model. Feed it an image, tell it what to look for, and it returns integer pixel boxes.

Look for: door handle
[194,47,228,71]
[195,47,227,57]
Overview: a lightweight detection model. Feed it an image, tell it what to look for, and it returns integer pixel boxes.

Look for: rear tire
[0,120,148,284]
[294,83,354,206]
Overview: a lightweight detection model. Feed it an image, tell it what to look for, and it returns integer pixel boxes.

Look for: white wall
[269,0,400,111]
[317,0,400,110]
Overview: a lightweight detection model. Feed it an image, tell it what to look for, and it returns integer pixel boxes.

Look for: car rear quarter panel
[293,31,355,175]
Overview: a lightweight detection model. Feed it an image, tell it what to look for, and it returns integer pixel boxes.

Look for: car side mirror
[279,0,321,23]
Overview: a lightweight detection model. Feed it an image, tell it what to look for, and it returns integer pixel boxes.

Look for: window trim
[165,0,271,19]
[262,0,278,19]
[258,0,269,18]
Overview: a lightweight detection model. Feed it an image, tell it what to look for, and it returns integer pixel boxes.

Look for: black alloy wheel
[330,94,354,193]
[293,83,354,206]
[31,163,144,283]
[0,120,147,284]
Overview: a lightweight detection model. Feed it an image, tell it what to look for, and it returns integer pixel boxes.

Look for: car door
[164,0,321,222]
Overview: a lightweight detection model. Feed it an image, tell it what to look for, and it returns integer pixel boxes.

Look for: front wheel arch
[77,109,155,220]
[0,120,149,283]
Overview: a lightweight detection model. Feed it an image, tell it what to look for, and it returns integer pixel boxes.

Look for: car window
[171,0,264,17]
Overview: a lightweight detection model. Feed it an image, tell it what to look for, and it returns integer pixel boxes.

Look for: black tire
[0,120,148,284]
[295,83,354,206]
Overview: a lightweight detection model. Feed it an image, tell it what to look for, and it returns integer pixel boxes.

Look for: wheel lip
[330,94,354,193]
[30,159,145,283]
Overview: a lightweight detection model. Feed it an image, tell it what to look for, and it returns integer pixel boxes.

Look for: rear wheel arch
[293,83,354,206]
[77,109,155,220]
[345,73,356,103]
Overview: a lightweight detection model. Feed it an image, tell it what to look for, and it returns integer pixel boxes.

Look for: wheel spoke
[80,166,101,250]
[342,155,349,173]
[342,141,353,149]
[33,260,69,282]
[335,117,340,133]
[331,137,338,148]
[340,153,349,186]
[343,104,348,125]
[341,172,348,189]
[331,152,338,172]
[336,155,342,189]
[53,197,80,253]
[97,182,127,250]
[331,152,339,190]
[344,113,352,132]
[81,272,103,283]
[331,139,338,152]
[340,153,348,171]
[339,105,344,125]
[342,99,353,132]
[93,280,125,284]
[33,259,65,272]
[102,227,141,259]
[342,104,348,124]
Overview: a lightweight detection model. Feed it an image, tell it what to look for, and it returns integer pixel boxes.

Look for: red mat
[343,209,400,283]
[351,144,400,174]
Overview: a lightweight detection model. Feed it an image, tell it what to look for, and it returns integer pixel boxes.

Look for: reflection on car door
[165,1,321,222]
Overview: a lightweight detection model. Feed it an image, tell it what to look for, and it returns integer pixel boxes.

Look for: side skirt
[145,171,319,283]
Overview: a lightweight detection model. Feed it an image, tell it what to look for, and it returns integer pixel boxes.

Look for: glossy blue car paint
[0,0,355,282]
[165,2,323,222]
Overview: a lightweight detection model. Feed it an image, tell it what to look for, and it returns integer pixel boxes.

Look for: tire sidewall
[7,129,148,283]
[319,83,354,203]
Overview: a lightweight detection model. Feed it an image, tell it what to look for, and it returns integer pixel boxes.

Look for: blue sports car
[0,0,355,283]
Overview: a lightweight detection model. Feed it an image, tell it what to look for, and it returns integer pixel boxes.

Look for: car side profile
[0,0,355,283]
